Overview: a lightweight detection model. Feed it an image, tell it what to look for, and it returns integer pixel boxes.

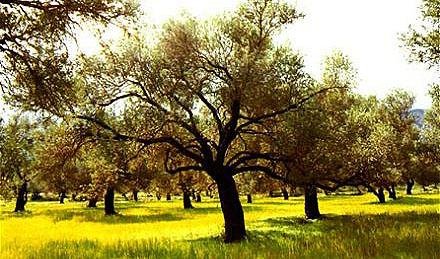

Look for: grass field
[1,192,439,258]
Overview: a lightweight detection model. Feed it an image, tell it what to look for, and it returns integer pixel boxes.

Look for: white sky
[136,0,438,109]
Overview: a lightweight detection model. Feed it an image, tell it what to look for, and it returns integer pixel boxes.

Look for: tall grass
[1,193,439,258]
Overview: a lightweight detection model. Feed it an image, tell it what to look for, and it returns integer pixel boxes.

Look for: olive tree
[73,0,339,242]
[0,115,36,212]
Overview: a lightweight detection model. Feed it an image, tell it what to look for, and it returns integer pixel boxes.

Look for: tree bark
[377,187,386,203]
[247,194,252,204]
[387,185,397,200]
[406,179,414,195]
[104,187,116,215]
[14,182,27,212]
[133,190,139,202]
[59,192,67,204]
[87,197,98,208]
[196,193,202,202]
[304,185,320,219]
[156,192,161,201]
[281,188,289,200]
[183,191,193,209]
[215,173,246,243]
[166,193,172,201]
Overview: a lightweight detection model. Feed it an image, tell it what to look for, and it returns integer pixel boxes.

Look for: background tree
[273,51,357,219]
[0,114,36,212]
[33,121,91,203]
[344,91,417,203]
[413,84,440,189]
[401,0,440,68]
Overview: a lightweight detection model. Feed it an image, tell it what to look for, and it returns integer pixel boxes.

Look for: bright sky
[137,0,438,109]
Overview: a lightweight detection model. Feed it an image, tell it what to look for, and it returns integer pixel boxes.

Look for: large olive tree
[73,0,342,242]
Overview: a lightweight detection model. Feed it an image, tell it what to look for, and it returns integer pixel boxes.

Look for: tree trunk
[14,182,27,212]
[406,179,414,195]
[183,191,193,209]
[133,190,139,202]
[191,190,197,200]
[215,174,246,243]
[166,193,172,201]
[356,186,363,195]
[59,192,67,204]
[247,194,252,204]
[387,185,397,200]
[31,192,41,201]
[377,187,386,203]
[71,193,77,201]
[281,188,289,200]
[196,193,202,202]
[87,197,98,208]
[156,193,161,201]
[304,185,320,219]
[104,187,116,215]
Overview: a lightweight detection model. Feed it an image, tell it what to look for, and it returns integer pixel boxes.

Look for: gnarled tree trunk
[104,187,116,215]
[304,185,320,219]
[87,197,98,208]
[387,185,397,200]
[406,179,415,195]
[377,187,386,203]
[183,190,193,209]
[166,193,172,201]
[14,182,28,212]
[133,190,139,202]
[281,187,289,200]
[215,173,246,243]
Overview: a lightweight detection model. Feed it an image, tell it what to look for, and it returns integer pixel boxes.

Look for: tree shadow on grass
[0,210,34,220]
[362,196,440,205]
[79,212,185,224]
[0,206,186,224]
[260,211,439,232]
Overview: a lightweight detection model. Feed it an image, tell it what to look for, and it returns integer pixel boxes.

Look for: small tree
[0,115,36,212]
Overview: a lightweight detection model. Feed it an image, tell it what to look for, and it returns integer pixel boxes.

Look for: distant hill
[409,109,425,128]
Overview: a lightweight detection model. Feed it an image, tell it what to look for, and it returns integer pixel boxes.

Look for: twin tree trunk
[14,182,28,212]
[215,173,246,243]
[104,187,116,215]
[406,179,415,195]
[304,185,320,219]
[377,187,386,203]
[387,185,397,200]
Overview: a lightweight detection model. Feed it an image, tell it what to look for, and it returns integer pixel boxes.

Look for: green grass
[1,192,439,258]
